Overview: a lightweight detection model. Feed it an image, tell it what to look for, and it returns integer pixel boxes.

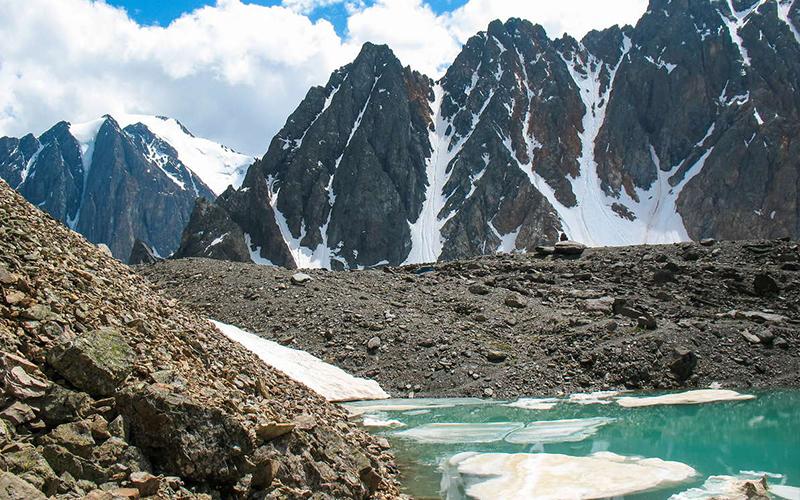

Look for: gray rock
[742,331,761,344]
[47,328,135,397]
[503,294,527,309]
[367,337,381,351]
[753,273,779,296]
[669,348,698,382]
[0,471,47,500]
[115,383,251,484]
[554,241,587,256]
[291,273,313,285]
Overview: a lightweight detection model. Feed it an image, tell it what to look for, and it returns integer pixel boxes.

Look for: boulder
[753,273,779,296]
[669,348,698,382]
[115,383,252,484]
[554,241,587,256]
[290,273,313,285]
[34,385,93,427]
[0,446,58,495]
[47,328,135,397]
[503,294,527,309]
[40,421,96,459]
[486,350,508,363]
[0,401,36,425]
[129,471,160,496]
[127,240,162,266]
[255,422,295,443]
[0,471,47,500]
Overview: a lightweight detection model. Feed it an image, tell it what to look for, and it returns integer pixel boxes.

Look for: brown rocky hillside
[0,178,401,499]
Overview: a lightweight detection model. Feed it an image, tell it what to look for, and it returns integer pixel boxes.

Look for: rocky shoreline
[0,179,402,499]
[139,240,799,400]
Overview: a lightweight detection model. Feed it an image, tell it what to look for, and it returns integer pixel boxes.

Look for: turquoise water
[347,391,800,499]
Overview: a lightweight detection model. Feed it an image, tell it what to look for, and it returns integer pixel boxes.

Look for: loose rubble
[140,239,799,399]
[0,179,402,499]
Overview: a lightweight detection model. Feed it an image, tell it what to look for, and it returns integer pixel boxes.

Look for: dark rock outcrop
[127,239,163,265]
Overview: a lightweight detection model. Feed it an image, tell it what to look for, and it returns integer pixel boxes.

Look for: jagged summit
[177,1,800,270]
[0,114,254,261]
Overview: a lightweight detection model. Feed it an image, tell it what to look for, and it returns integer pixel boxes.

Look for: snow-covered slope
[212,320,389,402]
[113,114,253,194]
[66,114,253,195]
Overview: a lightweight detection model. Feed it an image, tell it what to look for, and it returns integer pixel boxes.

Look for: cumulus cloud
[0,0,647,155]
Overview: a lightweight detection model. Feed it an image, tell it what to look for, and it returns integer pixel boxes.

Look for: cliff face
[0,115,253,261]
[178,0,800,269]
[0,178,400,498]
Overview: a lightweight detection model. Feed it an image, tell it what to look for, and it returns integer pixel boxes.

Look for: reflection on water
[348,390,800,499]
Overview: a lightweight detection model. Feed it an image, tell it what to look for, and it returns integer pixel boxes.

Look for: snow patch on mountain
[67,117,107,229]
[114,114,253,195]
[777,0,800,45]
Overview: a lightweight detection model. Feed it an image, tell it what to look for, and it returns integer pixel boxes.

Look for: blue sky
[108,0,465,34]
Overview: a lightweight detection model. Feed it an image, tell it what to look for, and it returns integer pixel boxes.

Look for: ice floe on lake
[504,417,613,445]
[617,389,755,408]
[442,451,697,500]
[396,418,613,445]
[503,398,559,410]
[397,422,524,444]
[342,398,488,416]
[568,390,621,405]
[669,472,800,499]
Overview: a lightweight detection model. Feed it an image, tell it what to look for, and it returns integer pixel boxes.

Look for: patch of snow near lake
[211,320,388,402]
[617,389,755,408]
[342,398,488,416]
[442,451,697,500]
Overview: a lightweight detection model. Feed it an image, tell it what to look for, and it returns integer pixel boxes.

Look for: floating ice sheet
[617,389,755,408]
[395,422,524,444]
[504,417,613,445]
[568,391,621,405]
[442,451,697,500]
[342,398,488,416]
[668,473,795,499]
[362,415,405,428]
[503,398,559,410]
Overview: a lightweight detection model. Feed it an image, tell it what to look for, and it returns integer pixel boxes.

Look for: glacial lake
[344,390,800,499]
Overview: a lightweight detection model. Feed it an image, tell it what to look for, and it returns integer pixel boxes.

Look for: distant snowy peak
[71,114,254,195]
[0,113,253,260]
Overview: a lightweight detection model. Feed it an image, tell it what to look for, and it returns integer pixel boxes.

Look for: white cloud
[0,0,647,156]
[444,0,648,44]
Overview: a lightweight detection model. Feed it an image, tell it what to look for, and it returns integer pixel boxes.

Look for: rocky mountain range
[177,0,800,270]
[0,114,253,261]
